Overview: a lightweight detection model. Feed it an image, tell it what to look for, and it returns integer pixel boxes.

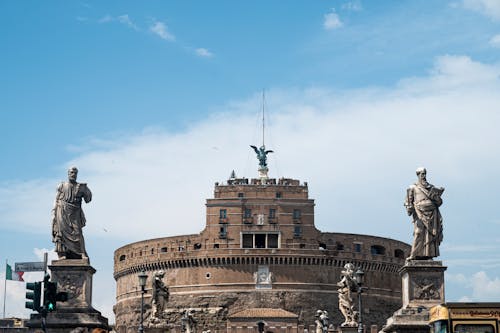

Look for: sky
[2,0,500,325]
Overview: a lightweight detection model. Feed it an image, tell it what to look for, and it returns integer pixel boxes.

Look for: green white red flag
[5,263,24,282]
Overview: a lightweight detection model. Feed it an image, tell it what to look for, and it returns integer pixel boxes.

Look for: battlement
[214,177,308,200]
[218,177,305,187]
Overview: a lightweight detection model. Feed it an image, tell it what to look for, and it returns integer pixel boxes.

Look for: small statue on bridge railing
[181,308,197,333]
[315,310,330,333]
[337,263,358,327]
[152,270,169,318]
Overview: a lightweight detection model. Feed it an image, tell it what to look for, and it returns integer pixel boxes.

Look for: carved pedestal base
[381,260,446,333]
[26,259,109,332]
[339,326,359,333]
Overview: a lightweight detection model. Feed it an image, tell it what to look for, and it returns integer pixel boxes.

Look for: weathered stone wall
[114,288,402,333]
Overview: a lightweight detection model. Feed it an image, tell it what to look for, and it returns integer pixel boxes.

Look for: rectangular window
[219,225,227,238]
[269,208,276,218]
[293,209,301,219]
[219,209,227,219]
[238,192,244,198]
[244,208,252,218]
[242,234,253,248]
[268,234,279,248]
[294,226,302,237]
[255,234,266,248]
[354,243,362,253]
[276,192,282,198]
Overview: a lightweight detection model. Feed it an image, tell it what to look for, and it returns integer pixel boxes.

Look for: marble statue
[52,167,91,260]
[337,263,358,327]
[181,309,196,333]
[404,167,444,260]
[152,270,169,318]
[315,310,329,333]
[250,145,273,168]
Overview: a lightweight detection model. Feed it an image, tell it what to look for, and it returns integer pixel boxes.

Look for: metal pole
[357,286,363,333]
[138,287,144,333]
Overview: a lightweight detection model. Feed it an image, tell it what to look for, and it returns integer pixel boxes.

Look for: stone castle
[113,169,410,332]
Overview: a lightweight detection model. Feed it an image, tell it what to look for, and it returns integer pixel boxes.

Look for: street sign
[15,262,45,272]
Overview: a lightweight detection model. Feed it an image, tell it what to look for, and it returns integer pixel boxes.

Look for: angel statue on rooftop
[250,145,273,169]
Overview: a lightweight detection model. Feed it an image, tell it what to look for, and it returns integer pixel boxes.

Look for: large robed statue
[404,167,444,260]
[52,167,92,260]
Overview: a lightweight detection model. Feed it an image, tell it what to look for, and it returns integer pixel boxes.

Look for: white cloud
[98,15,113,23]
[342,1,363,11]
[489,34,500,47]
[195,47,213,57]
[2,55,500,241]
[117,15,138,30]
[33,248,58,263]
[471,271,500,300]
[150,21,175,41]
[472,271,500,301]
[462,0,500,20]
[446,271,500,301]
[324,9,343,30]
[99,14,139,30]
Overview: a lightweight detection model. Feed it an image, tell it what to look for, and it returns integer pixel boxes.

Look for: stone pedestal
[339,326,359,333]
[26,259,109,332]
[258,166,269,180]
[381,260,446,333]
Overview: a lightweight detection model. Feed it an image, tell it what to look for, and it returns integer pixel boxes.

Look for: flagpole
[3,259,7,319]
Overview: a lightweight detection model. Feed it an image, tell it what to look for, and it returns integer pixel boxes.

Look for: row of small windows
[335,243,405,259]
[219,209,299,220]
[118,242,405,262]
[235,192,283,198]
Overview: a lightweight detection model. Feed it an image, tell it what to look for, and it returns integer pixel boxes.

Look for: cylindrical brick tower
[113,175,410,332]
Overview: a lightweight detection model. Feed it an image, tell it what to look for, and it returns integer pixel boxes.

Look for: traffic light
[44,280,57,311]
[25,281,42,312]
[43,275,68,312]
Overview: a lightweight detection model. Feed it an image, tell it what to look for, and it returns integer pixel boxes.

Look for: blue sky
[2,0,500,324]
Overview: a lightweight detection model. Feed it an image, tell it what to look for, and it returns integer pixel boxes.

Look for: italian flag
[5,264,24,282]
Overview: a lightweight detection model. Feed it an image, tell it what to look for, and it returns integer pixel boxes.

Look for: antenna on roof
[262,89,265,147]
[250,89,273,180]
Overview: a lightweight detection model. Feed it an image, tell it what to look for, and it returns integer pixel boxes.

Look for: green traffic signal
[42,275,68,312]
[25,281,42,312]
[44,280,58,312]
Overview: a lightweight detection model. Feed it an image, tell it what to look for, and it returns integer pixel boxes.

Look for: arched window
[119,254,126,261]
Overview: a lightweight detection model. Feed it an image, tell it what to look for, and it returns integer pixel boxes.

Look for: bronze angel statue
[250,145,273,168]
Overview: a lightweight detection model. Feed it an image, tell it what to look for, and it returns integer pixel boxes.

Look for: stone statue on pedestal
[337,263,358,327]
[314,310,329,333]
[152,270,169,318]
[26,167,109,332]
[52,166,91,260]
[404,167,444,260]
[181,309,197,333]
